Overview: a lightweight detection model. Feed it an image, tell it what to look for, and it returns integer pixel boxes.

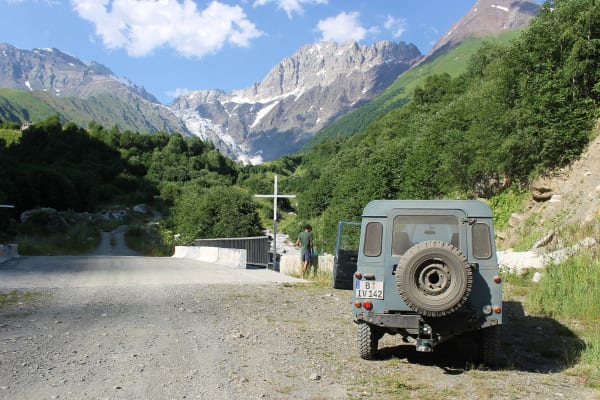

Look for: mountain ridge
[0,0,540,163]
[0,44,158,102]
[0,43,189,135]
[169,40,423,163]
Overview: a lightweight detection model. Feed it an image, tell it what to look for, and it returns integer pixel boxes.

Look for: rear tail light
[355,272,362,280]
[493,306,502,314]
[493,275,502,284]
[363,301,373,311]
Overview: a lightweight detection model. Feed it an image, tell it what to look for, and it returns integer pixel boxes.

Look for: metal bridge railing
[191,236,271,267]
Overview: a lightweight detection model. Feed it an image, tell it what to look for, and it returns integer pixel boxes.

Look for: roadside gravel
[1,226,598,399]
[1,283,598,400]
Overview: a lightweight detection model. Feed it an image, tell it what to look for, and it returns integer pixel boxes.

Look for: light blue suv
[339,200,502,364]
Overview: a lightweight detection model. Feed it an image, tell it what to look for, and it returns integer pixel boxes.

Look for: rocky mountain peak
[233,40,422,102]
[0,43,157,102]
[429,0,540,56]
[170,40,422,162]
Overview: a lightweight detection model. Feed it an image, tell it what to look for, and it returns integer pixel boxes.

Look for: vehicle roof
[362,200,493,218]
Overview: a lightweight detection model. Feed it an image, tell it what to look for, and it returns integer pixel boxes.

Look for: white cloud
[166,87,191,99]
[71,0,264,58]
[316,11,368,43]
[253,0,327,18]
[384,15,407,39]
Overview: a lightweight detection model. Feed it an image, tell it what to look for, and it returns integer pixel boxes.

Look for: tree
[173,185,263,241]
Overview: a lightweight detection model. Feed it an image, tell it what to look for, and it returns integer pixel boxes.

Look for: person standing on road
[296,225,314,278]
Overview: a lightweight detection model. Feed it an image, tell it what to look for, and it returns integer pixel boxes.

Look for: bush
[173,185,263,242]
[17,218,100,255]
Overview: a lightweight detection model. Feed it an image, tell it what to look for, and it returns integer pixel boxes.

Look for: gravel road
[1,229,598,399]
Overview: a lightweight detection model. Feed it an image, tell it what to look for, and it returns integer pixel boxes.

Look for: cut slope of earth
[500,121,600,249]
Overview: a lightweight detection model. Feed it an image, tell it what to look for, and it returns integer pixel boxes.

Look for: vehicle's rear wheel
[395,240,472,317]
[357,322,380,360]
[478,325,501,366]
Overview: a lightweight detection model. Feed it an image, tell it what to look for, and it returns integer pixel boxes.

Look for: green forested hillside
[0,118,261,242]
[283,0,599,251]
[308,30,523,146]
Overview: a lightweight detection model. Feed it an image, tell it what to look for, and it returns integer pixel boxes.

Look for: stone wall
[279,253,334,276]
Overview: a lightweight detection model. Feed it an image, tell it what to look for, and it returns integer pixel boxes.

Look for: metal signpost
[254,175,296,268]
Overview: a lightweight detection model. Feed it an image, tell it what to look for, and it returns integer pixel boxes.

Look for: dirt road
[0,230,598,399]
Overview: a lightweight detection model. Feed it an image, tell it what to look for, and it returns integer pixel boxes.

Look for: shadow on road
[375,300,585,374]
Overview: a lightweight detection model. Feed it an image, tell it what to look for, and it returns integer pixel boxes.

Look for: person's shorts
[301,249,312,262]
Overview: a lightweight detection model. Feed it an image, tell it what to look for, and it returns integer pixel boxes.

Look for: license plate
[355,280,384,299]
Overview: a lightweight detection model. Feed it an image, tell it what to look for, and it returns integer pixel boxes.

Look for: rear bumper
[355,312,421,332]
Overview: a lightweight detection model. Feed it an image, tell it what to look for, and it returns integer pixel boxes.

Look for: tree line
[1,0,598,251]
[0,116,264,242]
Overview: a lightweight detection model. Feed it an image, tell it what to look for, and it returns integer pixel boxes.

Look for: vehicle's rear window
[392,215,459,256]
[472,223,492,259]
[363,222,383,257]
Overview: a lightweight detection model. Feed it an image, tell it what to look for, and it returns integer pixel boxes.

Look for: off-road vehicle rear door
[383,208,468,314]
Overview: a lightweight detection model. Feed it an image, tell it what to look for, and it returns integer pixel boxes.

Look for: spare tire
[395,240,472,317]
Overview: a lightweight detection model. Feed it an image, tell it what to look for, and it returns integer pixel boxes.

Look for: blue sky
[3,0,485,103]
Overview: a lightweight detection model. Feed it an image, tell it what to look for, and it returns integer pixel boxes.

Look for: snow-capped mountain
[170,40,423,163]
[0,43,189,135]
[0,0,540,164]
[0,44,157,101]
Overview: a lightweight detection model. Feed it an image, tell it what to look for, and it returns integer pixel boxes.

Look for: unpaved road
[1,232,598,399]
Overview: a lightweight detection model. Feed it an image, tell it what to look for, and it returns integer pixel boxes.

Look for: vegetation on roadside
[0,290,42,308]
[125,223,175,257]
[500,214,600,388]
[16,211,100,255]
[530,251,600,387]
[287,267,333,288]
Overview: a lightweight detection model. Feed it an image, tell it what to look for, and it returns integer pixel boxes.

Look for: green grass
[528,253,600,322]
[0,88,59,123]
[0,290,42,308]
[288,267,335,288]
[578,328,600,388]
[504,216,600,387]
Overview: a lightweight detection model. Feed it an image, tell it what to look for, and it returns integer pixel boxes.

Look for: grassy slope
[308,31,522,147]
[0,89,60,122]
[0,88,186,134]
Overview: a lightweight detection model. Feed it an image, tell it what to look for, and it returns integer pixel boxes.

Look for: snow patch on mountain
[250,101,279,128]
[491,5,510,12]
[174,108,261,165]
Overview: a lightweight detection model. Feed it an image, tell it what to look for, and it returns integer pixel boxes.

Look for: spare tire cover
[395,240,472,317]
